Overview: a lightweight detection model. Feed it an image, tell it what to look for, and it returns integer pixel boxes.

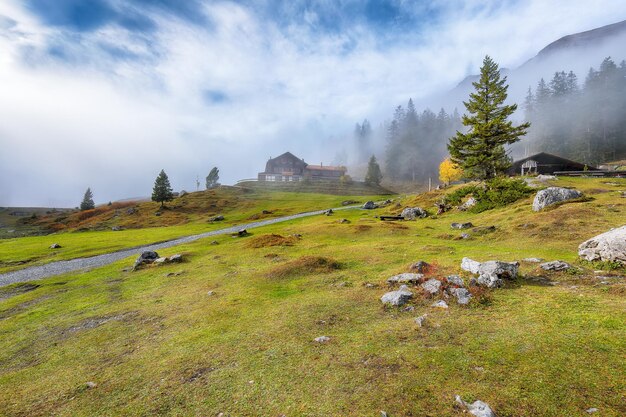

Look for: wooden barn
[507,152,597,176]
[258,152,346,182]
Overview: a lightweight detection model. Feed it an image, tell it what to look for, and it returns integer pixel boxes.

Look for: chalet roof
[306,165,346,172]
[272,151,299,160]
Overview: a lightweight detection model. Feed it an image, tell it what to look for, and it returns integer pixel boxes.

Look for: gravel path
[0,206,359,287]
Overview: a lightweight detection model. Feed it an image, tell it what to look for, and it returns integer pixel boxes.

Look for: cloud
[0,0,625,206]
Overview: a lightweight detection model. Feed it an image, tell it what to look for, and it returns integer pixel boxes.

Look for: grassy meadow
[0,177,625,416]
[0,187,384,274]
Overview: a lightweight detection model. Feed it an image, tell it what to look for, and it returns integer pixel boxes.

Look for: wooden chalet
[258,152,347,182]
[507,152,597,176]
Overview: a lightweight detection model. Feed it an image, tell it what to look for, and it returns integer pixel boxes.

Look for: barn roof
[512,152,597,170]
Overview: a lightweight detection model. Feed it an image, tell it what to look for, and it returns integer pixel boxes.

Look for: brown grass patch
[268,256,342,278]
[245,234,296,248]
[354,225,372,232]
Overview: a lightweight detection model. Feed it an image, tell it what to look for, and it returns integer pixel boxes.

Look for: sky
[1,0,625,207]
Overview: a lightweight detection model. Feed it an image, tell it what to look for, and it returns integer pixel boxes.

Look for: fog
[1,1,625,206]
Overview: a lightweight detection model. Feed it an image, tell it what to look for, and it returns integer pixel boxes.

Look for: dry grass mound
[245,234,296,248]
[268,256,342,278]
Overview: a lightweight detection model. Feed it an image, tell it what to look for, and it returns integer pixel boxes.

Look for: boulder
[401,207,428,220]
[532,187,582,211]
[447,275,465,287]
[362,201,377,210]
[477,260,519,288]
[409,260,429,273]
[111,226,122,231]
[324,209,334,216]
[450,288,472,305]
[380,285,413,306]
[451,222,474,229]
[126,207,137,215]
[421,279,442,295]
[461,257,481,274]
[431,300,449,309]
[210,215,225,222]
[455,395,496,417]
[387,273,424,285]
[153,257,168,265]
[540,260,572,271]
[49,243,61,249]
[578,225,626,264]
[134,251,159,269]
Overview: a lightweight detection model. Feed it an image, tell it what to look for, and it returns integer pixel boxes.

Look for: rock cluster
[134,251,183,270]
[461,257,519,288]
[532,187,582,211]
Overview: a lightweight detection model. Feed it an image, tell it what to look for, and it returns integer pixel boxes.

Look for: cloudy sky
[1,0,625,207]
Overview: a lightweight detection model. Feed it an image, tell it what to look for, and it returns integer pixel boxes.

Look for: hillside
[0,177,624,416]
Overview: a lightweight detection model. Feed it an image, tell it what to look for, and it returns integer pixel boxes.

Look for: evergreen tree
[364,155,382,186]
[80,188,95,211]
[152,169,174,208]
[205,167,220,189]
[447,55,530,180]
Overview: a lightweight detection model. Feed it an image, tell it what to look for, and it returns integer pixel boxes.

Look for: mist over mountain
[370,19,626,183]
[1,1,626,207]
[433,20,626,113]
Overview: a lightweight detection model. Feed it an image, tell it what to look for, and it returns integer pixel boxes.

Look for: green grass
[0,188,385,273]
[0,177,625,416]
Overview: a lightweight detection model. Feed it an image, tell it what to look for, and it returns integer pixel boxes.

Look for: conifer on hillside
[448,55,530,180]
[152,170,174,208]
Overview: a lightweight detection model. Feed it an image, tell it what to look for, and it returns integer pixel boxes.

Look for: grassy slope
[0,177,625,416]
[0,187,384,274]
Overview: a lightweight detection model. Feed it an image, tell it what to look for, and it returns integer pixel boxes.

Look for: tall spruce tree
[80,188,95,211]
[448,55,530,180]
[152,169,174,208]
[364,155,382,186]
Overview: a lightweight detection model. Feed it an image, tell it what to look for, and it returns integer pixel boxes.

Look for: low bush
[443,177,533,213]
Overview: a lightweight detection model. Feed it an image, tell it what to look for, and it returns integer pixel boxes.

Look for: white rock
[387,273,423,284]
[455,395,496,417]
[431,300,448,309]
[380,285,413,306]
[421,279,442,294]
[314,336,330,343]
[532,187,582,211]
[477,261,519,288]
[461,257,481,274]
[447,275,465,287]
[578,225,626,264]
[451,288,472,305]
[540,260,572,271]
